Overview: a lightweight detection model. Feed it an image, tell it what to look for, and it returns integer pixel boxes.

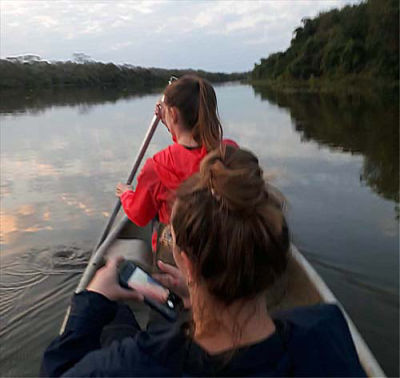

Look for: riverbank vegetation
[0,59,246,90]
[252,0,399,90]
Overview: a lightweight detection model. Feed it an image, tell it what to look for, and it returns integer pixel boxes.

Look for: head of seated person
[170,145,289,353]
[163,74,223,151]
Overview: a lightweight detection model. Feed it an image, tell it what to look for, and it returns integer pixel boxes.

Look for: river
[0,83,398,376]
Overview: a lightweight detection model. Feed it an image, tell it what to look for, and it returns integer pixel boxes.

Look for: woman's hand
[155,101,166,124]
[153,260,191,309]
[87,256,144,302]
[115,183,132,197]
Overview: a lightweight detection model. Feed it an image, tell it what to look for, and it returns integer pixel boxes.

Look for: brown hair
[164,75,223,151]
[171,146,290,305]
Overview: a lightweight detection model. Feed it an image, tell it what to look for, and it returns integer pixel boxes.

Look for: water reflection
[0,87,162,116]
[0,86,171,376]
[251,85,399,205]
[0,245,89,377]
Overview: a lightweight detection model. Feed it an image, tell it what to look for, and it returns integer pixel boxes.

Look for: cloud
[1,0,361,71]
[0,206,53,245]
[0,212,18,244]
[3,158,61,178]
[110,41,133,51]
[17,205,35,216]
[32,15,59,29]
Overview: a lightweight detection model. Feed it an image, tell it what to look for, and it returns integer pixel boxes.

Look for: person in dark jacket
[41,146,366,377]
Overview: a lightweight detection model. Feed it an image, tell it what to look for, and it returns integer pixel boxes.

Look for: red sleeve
[120,159,160,227]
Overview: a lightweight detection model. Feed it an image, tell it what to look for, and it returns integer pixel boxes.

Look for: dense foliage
[252,0,399,82]
[0,60,246,89]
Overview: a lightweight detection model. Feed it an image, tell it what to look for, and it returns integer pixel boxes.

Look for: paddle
[92,76,178,254]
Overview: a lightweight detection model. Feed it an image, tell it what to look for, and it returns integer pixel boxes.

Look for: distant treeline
[252,0,399,83]
[0,60,247,90]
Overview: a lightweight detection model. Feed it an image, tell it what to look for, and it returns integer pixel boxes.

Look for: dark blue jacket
[41,291,366,377]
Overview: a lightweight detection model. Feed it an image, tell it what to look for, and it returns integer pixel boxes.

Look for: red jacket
[120,140,238,228]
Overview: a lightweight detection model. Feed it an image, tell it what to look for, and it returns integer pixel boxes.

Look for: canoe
[67,216,386,377]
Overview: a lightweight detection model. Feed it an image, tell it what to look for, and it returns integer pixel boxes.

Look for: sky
[1,0,361,72]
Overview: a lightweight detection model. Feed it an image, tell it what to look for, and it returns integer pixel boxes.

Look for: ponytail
[196,79,223,151]
[164,75,223,151]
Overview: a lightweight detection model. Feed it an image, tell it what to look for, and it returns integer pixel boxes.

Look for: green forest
[0,59,246,90]
[252,0,399,85]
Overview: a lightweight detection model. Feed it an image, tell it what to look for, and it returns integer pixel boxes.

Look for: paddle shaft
[92,113,161,253]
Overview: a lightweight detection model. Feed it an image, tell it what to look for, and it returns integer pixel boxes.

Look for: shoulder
[275,303,352,347]
[152,144,179,161]
[152,143,207,172]
[138,145,179,173]
[275,303,346,330]
[274,304,365,377]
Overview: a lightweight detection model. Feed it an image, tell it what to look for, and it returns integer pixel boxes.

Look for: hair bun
[200,147,266,214]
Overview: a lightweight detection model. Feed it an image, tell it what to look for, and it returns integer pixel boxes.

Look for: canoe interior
[266,253,323,312]
[106,220,324,309]
[104,220,154,328]
[106,220,153,271]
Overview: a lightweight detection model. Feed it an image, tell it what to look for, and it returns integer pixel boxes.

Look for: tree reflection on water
[0,86,162,116]
[252,85,399,211]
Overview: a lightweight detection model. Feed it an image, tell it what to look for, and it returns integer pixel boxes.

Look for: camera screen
[128,267,171,305]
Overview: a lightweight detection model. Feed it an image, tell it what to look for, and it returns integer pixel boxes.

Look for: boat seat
[106,239,153,271]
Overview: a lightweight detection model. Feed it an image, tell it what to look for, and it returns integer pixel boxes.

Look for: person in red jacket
[115,75,237,251]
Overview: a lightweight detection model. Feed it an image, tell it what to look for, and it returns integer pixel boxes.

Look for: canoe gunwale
[291,245,386,378]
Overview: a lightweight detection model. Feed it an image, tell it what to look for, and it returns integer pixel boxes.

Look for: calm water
[1,84,398,376]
